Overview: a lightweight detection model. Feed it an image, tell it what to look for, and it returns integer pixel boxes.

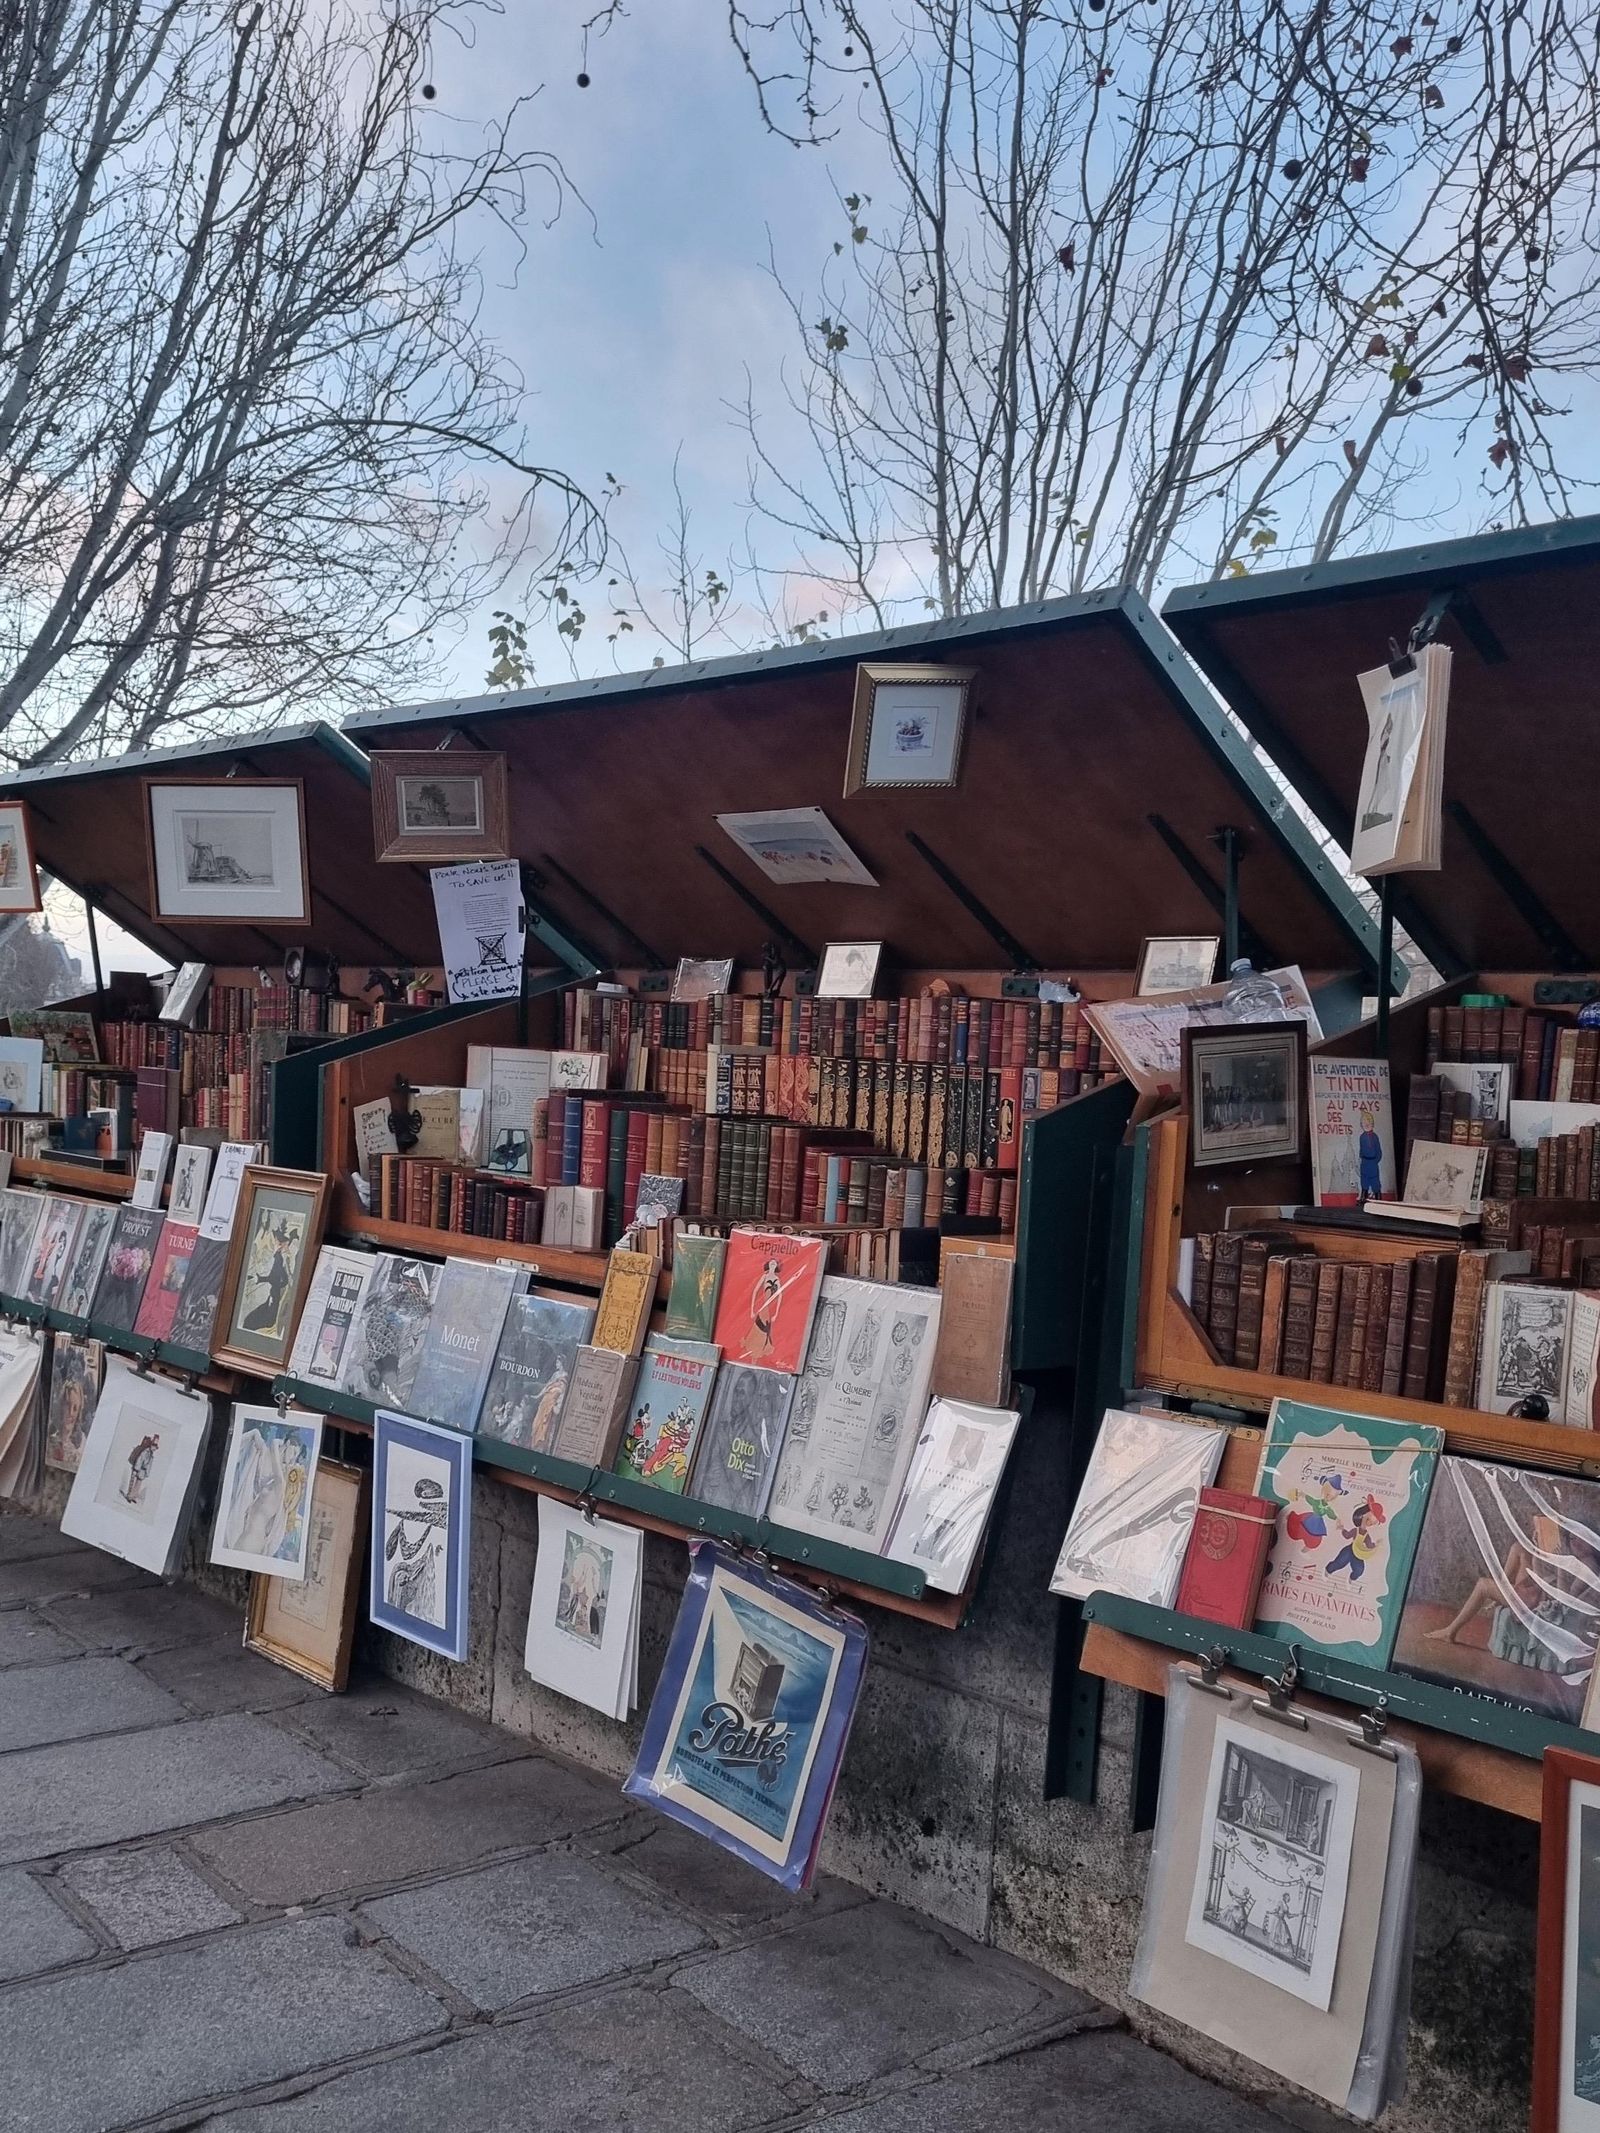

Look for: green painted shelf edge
[1083,1590,1600,1764]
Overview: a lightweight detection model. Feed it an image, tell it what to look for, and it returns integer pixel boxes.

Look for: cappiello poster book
[1252,1398,1442,1668]
[711,1229,827,1374]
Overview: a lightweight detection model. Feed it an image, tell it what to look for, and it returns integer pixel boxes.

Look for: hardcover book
[287,1247,379,1387]
[0,1189,43,1299]
[688,1361,797,1522]
[613,1335,720,1491]
[1476,1281,1573,1414]
[1049,1408,1226,1605]
[408,1258,520,1431]
[467,1044,551,1177]
[166,1233,230,1356]
[929,1252,1013,1406]
[88,1205,165,1333]
[712,1228,828,1374]
[478,1294,596,1452]
[591,1246,659,1358]
[56,1200,116,1321]
[766,1274,941,1550]
[131,1221,197,1342]
[885,1396,1021,1594]
[548,1344,638,1467]
[1173,1486,1277,1631]
[1252,1398,1443,1668]
[1393,1455,1600,1724]
[664,1234,727,1343]
[339,1254,442,1408]
[23,1196,82,1308]
[1309,1059,1395,1206]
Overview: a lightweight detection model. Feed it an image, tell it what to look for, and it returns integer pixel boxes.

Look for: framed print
[1136,935,1220,996]
[370,750,509,864]
[0,1036,44,1113]
[844,663,974,795]
[210,1403,324,1579]
[1536,1748,1600,2133]
[1181,1019,1308,1170]
[816,940,883,1001]
[370,1409,472,1661]
[143,778,310,925]
[671,956,733,1004]
[7,1008,97,1063]
[715,808,877,887]
[210,1165,330,1376]
[0,798,42,913]
[245,1456,367,1691]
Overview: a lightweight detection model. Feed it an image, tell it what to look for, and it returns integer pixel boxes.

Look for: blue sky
[422,0,853,691]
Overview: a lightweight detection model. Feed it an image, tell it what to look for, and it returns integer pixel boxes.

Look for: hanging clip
[1185,1645,1235,1700]
[132,1353,154,1381]
[575,1491,598,1525]
[1356,1694,1398,1760]
[1252,1643,1309,1730]
[274,1386,291,1418]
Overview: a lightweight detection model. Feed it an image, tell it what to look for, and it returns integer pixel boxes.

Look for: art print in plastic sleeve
[624,1542,867,1890]
[885,1396,1020,1593]
[1049,1408,1225,1605]
[369,1410,472,1661]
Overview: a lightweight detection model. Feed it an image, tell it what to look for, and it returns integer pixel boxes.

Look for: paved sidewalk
[1,1509,1282,2132]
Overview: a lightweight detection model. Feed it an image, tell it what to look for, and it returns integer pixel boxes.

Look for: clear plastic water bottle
[1220,958,1290,1019]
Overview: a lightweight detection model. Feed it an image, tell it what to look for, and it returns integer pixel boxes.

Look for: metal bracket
[1186,1645,1234,1699]
[1356,1694,1397,1759]
[692,845,814,963]
[1446,800,1590,970]
[903,832,1039,972]
[1146,814,1275,969]
[537,853,669,971]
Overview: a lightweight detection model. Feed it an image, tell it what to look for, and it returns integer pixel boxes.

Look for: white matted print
[167,1144,213,1228]
[144,779,309,924]
[210,1404,324,1579]
[524,1495,642,1717]
[0,800,42,913]
[844,664,973,794]
[1184,1716,1359,2013]
[1558,1779,1600,2131]
[716,808,877,888]
[61,1355,210,1574]
[369,1410,472,1660]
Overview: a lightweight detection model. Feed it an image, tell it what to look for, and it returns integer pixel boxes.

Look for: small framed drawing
[671,956,734,1004]
[210,1165,331,1376]
[1535,1747,1600,2132]
[816,940,884,1001]
[370,1410,473,1661]
[245,1456,368,1691]
[144,779,310,925]
[0,799,42,913]
[844,663,974,795]
[1181,1019,1308,1171]
[370,750,510,863]
[1135,935,1220,996]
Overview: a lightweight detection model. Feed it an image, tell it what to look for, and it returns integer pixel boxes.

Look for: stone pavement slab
[58,1846,242,1949]
[675,1896,1089,2092]
[193,1752,626,1907]
[0,1519,81,1562]
[40,1579,243,1653]
[0,1653,185,1752]
[808,2028,1293,2131]
[0,1609,79,1668]
[0,1712,352,1866]
[360,1850,705,2010]
[137,1636,317,1715]
[3,1915,446,2133]
[265,1674,533,1782]
[0,1868,97,1982]
[199,1984,805,2133]
[583,1812,860,1932]
[0,1549,152,1605]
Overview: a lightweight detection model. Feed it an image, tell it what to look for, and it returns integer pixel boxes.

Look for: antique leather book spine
[1208,1233,1243,1365]
[1381,1255,1413,1395]
[1443,1248,1489,1407]
[1340,1264,1371,1388]
[1233,1239,1271,1372]
[1280,1257,1319,1381]
[1257,1252,1295,1377]
[1309,1259,1343,1383]
[1190,1233,1215,1337]
[1361,1262,1392,1392]
[1402,1250,1441,1399]
[1174,1487,1278,1632]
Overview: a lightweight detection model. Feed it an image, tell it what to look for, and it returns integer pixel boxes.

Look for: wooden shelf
[1134,1109,1600,1475]
[14,1157,133,1199]
[330,1212,637,1298]
[1080,1619,1541,1818]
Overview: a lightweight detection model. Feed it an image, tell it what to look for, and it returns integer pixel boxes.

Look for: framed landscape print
[143,778,310,925]
[245,1456,367,1690]
[1536,1748,1600,2133]
[844,663,974,794]
[210,1166,330,1376]
[1181,1019,1308,1170]
[0,799,42,914]
[1136,935,1220,996]
[370,750,509,863]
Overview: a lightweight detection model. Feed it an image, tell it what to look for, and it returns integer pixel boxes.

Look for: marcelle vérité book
[711,1229,827,1375]
[1252,1397,1442,1669]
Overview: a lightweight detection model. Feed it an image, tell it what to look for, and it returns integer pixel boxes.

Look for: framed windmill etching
[144,779,310,925]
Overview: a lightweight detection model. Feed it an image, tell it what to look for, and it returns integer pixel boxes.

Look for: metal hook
[1252,1643,1309,1729]
[575,1492,597,1525]
[1356,1694,1398,1759]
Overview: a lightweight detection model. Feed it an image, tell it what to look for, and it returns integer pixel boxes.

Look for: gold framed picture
[844,663,975,795]
[0,799,43,914]
[370,750,510,863]
[244,1456,368,1690]
[144,778,310,925]
[210,1164,331,1376]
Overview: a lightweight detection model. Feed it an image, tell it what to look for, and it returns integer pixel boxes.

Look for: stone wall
[20,1385,1536,2132]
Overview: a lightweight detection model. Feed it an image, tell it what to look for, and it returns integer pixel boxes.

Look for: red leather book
[1174,1486,1278,1631]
